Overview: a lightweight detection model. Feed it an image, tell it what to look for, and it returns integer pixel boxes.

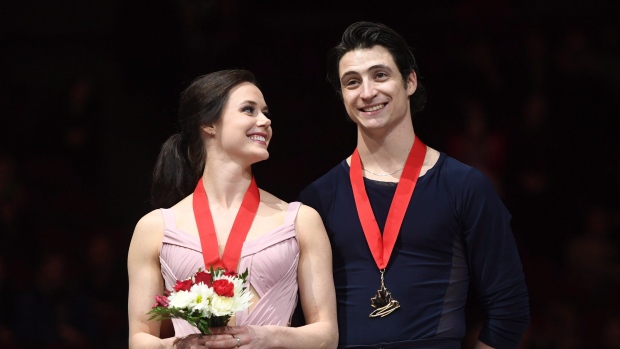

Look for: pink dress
[159,202,301,337]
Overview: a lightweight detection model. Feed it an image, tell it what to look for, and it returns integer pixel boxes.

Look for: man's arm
[456,168,530,348]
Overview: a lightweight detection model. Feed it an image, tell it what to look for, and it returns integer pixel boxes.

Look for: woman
[128,70,337,349]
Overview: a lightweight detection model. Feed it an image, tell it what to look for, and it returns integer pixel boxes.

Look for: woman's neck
[201,160,253,209]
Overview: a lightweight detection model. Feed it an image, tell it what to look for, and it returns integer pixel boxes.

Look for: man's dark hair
[326,21,426,114]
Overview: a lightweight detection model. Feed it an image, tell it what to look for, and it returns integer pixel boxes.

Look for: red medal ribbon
[350,136,427,269]
[192,177,260,272]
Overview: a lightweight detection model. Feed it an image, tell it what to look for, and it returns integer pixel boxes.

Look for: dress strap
[284,202,302,226]
[160,208,177,229]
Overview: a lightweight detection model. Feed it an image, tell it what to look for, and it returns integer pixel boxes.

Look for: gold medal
[350,136,427,319]
[369,269,400,317]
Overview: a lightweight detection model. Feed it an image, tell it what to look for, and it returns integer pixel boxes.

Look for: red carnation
[173,279,193,292]
[213,279,235,297]
[152,295,170,308]
[224,270,238,277]
[194,270,213,287]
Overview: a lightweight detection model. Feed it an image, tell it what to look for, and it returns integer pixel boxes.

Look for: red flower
[173,279,193,292]
[213,279,235,297]
[194,270,213,287]
[152,295,170,308]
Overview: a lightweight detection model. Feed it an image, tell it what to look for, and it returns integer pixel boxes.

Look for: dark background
[1,0,620,348]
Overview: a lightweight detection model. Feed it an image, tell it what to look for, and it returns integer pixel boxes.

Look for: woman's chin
[248,152,269,165]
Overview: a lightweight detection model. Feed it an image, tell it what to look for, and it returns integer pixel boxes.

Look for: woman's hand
[204,325,268,349]
[173,334,210,349]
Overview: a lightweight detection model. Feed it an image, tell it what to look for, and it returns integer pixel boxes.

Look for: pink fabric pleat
[159,202,301,337]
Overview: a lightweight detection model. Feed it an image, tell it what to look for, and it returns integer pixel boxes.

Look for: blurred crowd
[1,1,620,348]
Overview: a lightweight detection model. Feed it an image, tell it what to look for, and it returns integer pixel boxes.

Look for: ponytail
[151,133,197,208]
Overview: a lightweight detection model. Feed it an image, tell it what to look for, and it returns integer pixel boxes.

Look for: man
[298,22,530,348]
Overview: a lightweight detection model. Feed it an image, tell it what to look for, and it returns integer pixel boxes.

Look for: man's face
[338,46,417,133]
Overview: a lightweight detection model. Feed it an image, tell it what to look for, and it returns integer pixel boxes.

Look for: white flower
[226,276,253,312]
[229,276,245,294]
[211,294,236,317]
[168,290,194,309]
[189,283,214,317]
[166,270,253,318]
[234,291,253,312]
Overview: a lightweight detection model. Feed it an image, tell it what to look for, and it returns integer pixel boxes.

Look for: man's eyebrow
[340,70,358,81]
[367,64,393,72]
[340,64,394,81]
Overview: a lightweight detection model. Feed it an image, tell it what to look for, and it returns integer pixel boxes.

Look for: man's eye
[376,72,388,79]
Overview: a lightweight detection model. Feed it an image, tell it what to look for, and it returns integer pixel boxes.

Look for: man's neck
[355,122,416,173]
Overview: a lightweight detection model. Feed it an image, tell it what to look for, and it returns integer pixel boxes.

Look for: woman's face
[209,82,272,165]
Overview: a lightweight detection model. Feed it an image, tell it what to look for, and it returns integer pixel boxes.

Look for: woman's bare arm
[128,210,180,349]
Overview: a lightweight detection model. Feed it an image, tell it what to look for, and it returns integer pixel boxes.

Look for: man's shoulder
[438,153,500,196]
[303,160,348,192]
[439,153,475,175]
[437,153,484,180]
[298,160,348,211]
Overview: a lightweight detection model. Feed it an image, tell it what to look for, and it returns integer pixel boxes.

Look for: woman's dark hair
[326,21,426,114]
[151,69,257,208]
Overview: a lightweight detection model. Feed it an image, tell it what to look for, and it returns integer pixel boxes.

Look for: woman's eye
[242,106,255,114]
[345,80,359,87]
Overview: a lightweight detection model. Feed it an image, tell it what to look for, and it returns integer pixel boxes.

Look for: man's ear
[406,71,417,96]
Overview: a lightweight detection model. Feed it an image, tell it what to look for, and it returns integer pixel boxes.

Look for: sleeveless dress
[159,202,301,337]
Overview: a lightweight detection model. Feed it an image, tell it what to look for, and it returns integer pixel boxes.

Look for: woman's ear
[202,125,216,136]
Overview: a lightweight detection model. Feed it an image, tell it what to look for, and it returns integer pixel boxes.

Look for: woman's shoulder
[258,188,289,210]
[168,194,194,216]
[129,209,165,260]
[258,189,318,217]
[294,204,328,252]
[133,209,165,238]
[296,204,322,225]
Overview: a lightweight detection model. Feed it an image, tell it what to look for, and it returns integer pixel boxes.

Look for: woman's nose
[257,112,271,128]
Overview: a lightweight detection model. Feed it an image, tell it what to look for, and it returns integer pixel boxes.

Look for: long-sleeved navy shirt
[299,153,530,349]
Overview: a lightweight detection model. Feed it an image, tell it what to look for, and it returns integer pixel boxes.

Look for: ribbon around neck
[349,136,427,269]
[192,177,260,272]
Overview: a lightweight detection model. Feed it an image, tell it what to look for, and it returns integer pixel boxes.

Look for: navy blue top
[299,153,530,349]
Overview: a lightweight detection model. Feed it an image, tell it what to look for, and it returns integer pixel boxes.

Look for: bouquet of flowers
[147,267,253,334]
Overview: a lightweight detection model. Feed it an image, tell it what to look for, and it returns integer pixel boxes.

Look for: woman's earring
[209,130,215,135]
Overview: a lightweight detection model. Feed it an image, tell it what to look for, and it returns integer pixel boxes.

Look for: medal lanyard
[192,177,260,272]
[349,135,427,270]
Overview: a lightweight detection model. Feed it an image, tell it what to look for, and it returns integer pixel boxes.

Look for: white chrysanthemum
[168,290,194,309]
[207,273,253,315]
[221,276,253,312]
[210,294,236,317]
[189,283,214,316]
[230,276,246,294]
[231,290,253,312]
